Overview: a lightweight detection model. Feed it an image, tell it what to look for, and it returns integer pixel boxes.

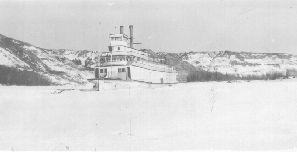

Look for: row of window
[109,47,121,51]
[118,68,126,73]
[100,56,166,65]
[110,37,128,42]
[100,56,133,63]
[111,37,123,41]
[99,69,107,73]
[99,68,126,73]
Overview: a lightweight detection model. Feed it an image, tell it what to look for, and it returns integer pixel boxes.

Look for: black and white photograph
[0,0,297,151]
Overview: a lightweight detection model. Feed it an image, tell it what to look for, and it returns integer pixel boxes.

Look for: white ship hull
[129,65,177,84]
[97,65,177,84]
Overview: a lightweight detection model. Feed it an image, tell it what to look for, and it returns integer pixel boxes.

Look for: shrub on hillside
[187,70,228,82]
[286,68,297,77]
[72,58,82,65]
[0,65,52,86]
[187,69,286,82]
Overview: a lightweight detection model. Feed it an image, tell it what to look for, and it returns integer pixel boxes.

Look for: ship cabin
[94,25,177,83]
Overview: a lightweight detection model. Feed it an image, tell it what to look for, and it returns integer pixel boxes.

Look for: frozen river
[1,80,297,151]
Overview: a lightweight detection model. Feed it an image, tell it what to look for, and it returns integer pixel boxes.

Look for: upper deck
[97,25,175,72]
[109,34,129,47]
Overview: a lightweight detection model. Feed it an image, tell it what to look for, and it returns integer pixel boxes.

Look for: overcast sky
[1,0,297,54]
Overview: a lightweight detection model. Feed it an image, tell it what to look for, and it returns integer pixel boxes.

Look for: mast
[97,22,102,67]
[129,25,133,48]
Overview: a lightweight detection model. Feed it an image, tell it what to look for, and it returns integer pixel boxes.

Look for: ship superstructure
[94,25,177,84]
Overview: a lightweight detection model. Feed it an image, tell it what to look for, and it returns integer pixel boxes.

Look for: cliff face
[180,51,297,77]
[1,33,297,85]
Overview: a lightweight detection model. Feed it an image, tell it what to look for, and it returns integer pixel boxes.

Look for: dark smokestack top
[129,25,133,48]
[120,26,124,34]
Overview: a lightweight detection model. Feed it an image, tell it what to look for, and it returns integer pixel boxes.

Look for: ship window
[100,57,105,63]
[100,69,103,73]
[122,68,125,72]
[104,69,107,73]
[118,68,122,73]
[118,47,120,50]
[115,37,122,41]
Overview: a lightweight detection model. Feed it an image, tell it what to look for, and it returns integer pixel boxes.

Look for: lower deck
[94,65,177,84]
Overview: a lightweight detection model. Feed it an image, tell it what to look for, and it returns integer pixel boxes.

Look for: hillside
[1,33,297,85]
[0,34,95,86]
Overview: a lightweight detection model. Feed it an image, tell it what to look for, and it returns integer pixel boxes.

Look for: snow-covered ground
[1,80,297,151]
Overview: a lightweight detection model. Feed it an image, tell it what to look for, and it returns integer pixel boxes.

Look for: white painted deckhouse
[94,25,177,84]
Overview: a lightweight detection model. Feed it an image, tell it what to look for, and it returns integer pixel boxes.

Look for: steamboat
[90,25,178,90]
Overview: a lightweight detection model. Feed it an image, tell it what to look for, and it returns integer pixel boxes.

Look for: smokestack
[120,26,124,34]
[129,25,133,48]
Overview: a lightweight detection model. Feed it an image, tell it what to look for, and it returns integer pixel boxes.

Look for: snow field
[0,81,297,151]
